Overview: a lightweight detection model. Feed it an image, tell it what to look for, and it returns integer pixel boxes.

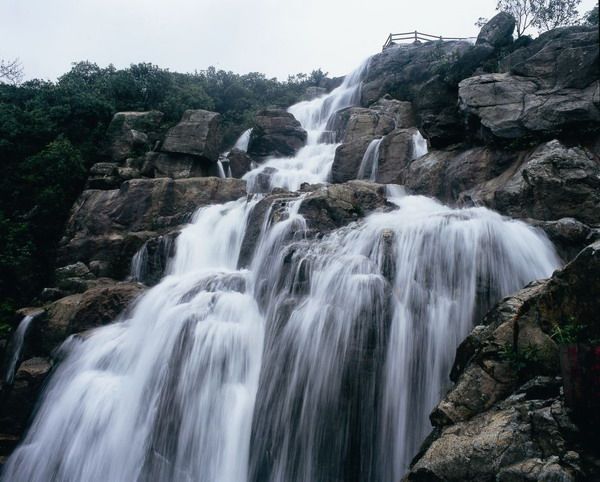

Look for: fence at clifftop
[382,31,476,50]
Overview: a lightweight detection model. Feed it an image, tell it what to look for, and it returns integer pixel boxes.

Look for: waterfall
[2,315,35,385]
[233,129,253,152]
[2,56,562,482]
[217,160,227,178]
[243,59,370,193]
[357,137,383,181]
[412,130,428,158]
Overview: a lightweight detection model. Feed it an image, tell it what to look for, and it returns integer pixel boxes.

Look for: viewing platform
[382,31,476,50]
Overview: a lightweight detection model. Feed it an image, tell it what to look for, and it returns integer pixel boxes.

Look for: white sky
[1,0,597,81]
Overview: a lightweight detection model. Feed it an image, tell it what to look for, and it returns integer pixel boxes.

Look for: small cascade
[244,58,371,193]
[2,315,35,385]
[130,235,176,286]
[233,129,253,152]
[217,159,227,178]
[357,137,383,181]
[412,130,428,158]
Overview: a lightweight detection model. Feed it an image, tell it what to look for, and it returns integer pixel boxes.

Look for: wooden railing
[382,31,476,50]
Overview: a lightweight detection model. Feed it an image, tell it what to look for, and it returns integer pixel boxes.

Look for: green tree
[531,0,582,31]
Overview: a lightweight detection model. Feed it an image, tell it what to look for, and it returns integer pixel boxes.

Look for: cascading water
[2,315,35,385]
[3,56,562,482]
[244,59,370,193]
[357,137,383,181]
[234,128,253,152]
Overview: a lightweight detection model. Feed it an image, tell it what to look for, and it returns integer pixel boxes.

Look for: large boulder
[331,138,377,183]
[142,151,220,179]
[226,148,253,178]
[161,110,223,162]
[459,27,599,143]
[325,107,396,143]
[38,281,145,354]
[248,109,307,159]
[406,240,600,480]
[477,140,600,225]
[0,357,52,436]
[58,177,246,278]
[476,12,515,49]
[105,111,164,163]
[376,128,423,184]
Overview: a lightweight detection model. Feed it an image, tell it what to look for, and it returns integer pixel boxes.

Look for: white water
[3,56,562,482]
[233,129,253,152]
[357,137,383,181]
[2,315,35,385]
[244,59,370,192]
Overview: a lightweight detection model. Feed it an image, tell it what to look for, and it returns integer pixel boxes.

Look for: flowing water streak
[234,129,253,152]
[357,137,383,181]
[217,160,227,178]
[2,199,265,482]
[248,195,560,482]
[244,59,371,192]
[2,315,35,385]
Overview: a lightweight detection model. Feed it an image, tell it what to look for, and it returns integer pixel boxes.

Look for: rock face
[0,357,52,437]
[476,12,515,48]
[58,177,246,278]
[326,106,396,143]
[376,128,421,184]
[227,148,253,178]
[38,281,144,354]
[161,110,223,161]
[361,40,494,146]
[248,109,307,158]
[105,111,164,163]
[460,27,599,142]
[476,140,600,225]
[405,241,600,481]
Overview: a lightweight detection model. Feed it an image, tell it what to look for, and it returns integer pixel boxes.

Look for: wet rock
[298,181,388,234]
[408,241,600,481]
[248,109,307,159]
[0,357,51,435]
[227,148,253,178]
[106,111,164,163]
[38,281,145,354]
[161,110,223,162]
[484,141,600,225]
[369,95,415,129]
[376,127,421,184]
[58,177,246,278]
[531,218,599,262]
[325,107,396,143]
[143,151,219,179]
[87,162,121,189]
[331,138,375,183]
[476,12,515,49]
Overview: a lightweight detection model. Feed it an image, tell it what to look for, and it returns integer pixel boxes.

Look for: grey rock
[248,109,307,159]
[161,110,223,162]
[106,111,163,163]
[476,12,515,49]
[227,148,253,178]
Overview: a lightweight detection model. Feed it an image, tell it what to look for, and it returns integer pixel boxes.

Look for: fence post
[414,30,418,41]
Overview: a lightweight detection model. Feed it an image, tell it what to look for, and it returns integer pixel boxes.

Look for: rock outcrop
[248,109,307,158]
[405,241,600,481]
[459,27,599,143]
[105,110,164,163]
[58,177,246,278]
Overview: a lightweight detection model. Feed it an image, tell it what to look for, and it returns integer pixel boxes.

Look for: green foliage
[499,342,540,374]
[496,0,583,36]
[0,60,323,320]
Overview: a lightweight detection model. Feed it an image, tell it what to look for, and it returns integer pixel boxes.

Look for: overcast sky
[1,0,597,82]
